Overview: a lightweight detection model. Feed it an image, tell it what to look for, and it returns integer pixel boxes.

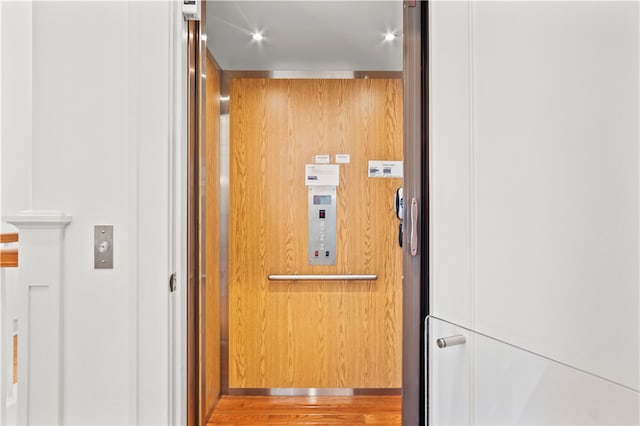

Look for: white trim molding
[4,210,71,426]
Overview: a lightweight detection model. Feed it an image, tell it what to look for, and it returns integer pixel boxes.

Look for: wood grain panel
[0,249,18,267]
[205,53,221,415]
[229,79,403,388]
[0,233,18,243]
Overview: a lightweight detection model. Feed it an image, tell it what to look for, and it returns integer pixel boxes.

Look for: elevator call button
[319,209,326,219]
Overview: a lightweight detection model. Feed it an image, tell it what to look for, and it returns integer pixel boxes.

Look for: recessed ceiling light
[251,32,264,41]
[384,32,397,41]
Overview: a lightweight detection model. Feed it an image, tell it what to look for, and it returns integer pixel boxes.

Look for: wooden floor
[207,395,402,426]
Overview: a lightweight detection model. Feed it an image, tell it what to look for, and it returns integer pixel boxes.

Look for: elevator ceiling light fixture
[384,32,397,41]
[251,32,264,41]
[207,2,402,71]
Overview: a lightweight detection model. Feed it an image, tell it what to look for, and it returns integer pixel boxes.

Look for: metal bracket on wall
[94,225,114,269]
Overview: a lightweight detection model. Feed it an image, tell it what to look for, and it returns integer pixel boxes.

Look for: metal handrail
[268,274,377,281]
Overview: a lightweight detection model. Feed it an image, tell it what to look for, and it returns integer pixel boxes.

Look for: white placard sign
[335,154,350,164]
[314,154,330,164]
[305,164,340,186]
[368,160,403,178]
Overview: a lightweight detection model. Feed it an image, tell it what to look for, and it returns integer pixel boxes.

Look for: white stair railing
[1,227,19,426]
[3,211,71,426]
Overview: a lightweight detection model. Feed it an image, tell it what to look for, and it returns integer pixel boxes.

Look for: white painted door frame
[168,2,189,426]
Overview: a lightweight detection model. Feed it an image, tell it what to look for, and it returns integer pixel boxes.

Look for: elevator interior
[195,1,408,423]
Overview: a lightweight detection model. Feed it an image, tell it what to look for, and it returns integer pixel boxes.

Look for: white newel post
[4,210,72,426]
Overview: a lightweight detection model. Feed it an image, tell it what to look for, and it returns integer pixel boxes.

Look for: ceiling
[205,1,403,72]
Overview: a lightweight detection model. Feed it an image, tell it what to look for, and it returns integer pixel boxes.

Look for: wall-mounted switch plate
[94,225,113,269]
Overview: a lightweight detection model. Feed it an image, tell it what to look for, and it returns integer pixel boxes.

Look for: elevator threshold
[207,395,401,425]
[228,388,401,396]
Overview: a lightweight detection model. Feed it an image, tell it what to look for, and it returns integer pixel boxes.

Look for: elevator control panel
[308,186,336,265]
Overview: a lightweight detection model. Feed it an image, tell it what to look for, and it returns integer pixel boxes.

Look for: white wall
[31,3,131,423]
[1,1,177,424]
[1,1,32,217]
[128,2,173,424]
[0,3,32,425]
[429,0,639,422]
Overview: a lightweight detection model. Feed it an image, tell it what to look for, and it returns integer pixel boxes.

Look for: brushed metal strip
[228,388,402,396]
[218,70,401,80]
[198,7,208,424]
[219,100,230,395]
[268,274,377,281]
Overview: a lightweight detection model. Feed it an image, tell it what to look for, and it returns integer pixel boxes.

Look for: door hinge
[169,272,177,292]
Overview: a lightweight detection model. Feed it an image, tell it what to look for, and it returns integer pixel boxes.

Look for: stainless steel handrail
[268,274,377,281]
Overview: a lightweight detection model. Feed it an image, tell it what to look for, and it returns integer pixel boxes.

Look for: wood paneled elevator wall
[228,78,403,388]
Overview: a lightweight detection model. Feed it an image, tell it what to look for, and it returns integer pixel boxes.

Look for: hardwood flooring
[207,395,401,426]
